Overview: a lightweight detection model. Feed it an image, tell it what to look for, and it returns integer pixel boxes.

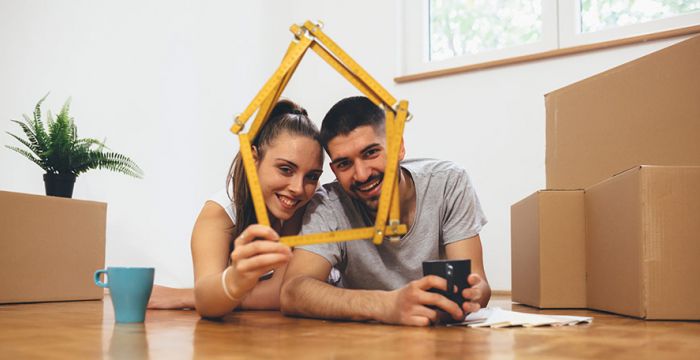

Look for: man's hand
[379,275,464,326]
[226,224,292,300]
[461,273,488,313]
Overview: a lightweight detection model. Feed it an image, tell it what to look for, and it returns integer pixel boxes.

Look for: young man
[280,96,490,326]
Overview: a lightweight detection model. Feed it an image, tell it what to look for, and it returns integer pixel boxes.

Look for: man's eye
[335,161,350,169]
[365,148,380,157]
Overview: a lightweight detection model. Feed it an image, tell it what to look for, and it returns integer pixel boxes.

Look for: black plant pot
[43,173,77,198]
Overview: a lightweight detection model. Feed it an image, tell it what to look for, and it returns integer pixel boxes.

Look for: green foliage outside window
[581,0,700,33]
[429,0,699,62]
[429,0,542,61]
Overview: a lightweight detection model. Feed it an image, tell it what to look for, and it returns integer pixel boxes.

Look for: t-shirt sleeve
[296,195,343,268]
[441,168,488,245]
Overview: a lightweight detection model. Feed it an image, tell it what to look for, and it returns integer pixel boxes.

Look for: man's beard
[350,172,383,212]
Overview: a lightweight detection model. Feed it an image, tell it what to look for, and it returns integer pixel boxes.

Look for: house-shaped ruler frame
[231,21,410,247]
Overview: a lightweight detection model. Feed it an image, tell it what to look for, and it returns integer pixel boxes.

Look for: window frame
[398,0,700,81]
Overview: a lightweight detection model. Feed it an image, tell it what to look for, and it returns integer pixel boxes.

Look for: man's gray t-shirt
[298,158,487,291]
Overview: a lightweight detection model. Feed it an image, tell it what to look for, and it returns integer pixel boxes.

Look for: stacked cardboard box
[0,191,107,304]
[511,190,586,308]
[511,35,700,319]
[586,166,700,319]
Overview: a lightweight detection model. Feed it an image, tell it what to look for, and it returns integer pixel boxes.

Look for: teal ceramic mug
[94,267,154,323]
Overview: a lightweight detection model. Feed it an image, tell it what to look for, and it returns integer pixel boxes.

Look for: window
[399,0,700,78]
[581,0,700,33]
[429,1,546,61]
[400,0,557,75]
[559,0,700,47]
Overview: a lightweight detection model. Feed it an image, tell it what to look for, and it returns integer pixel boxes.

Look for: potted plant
[6,94,143,198]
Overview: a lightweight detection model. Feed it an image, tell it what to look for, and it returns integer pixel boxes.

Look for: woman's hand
[224,224,293,300]
[147,285,195,310]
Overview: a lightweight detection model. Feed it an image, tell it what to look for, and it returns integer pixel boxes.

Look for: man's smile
[352,173,383,199]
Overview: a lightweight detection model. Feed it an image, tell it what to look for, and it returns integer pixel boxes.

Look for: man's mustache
[350,173,384,192]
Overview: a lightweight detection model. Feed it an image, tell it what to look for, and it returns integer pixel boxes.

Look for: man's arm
[279,249,381,321]
[280,249,464,326]
[445,234,491,313]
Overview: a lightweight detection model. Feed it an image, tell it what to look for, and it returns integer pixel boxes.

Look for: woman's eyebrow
[274,158,298,168]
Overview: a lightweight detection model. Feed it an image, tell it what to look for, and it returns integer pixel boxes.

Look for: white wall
[0,0,688,290]
[0,0,269,287]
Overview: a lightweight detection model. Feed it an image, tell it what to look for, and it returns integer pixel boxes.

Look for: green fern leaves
[6,94,144,178]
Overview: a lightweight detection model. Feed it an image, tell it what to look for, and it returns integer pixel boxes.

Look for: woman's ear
[252,145,259,165]
[398,138,406,161]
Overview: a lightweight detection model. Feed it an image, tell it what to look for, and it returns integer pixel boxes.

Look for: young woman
[148,100,325,317]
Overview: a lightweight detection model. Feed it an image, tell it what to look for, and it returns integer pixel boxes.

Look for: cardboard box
[585,166,700,320]
[0,191,107,303]
[545,35,700,189]
[511,190,586,308]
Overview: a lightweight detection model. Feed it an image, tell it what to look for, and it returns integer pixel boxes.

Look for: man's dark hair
[320,96,385,151]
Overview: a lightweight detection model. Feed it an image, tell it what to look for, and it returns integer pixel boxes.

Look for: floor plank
[1,295,698,359]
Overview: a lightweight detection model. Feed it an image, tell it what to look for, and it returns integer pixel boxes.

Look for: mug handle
[94,269,108,288]
[445,263,455,294]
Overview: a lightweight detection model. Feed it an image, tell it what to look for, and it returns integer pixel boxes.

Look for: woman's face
[255,131,323,221]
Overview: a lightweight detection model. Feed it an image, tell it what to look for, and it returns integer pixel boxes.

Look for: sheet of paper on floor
[447,307,593,328]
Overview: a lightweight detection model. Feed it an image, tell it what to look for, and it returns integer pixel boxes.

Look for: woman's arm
[239,264,287,310]
[191,201,240,317]
[191,201,292,318]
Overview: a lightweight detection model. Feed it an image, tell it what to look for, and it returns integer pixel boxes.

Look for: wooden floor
[1,295,699,359]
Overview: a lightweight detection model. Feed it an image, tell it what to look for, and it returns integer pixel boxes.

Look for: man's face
[327,125,404,211]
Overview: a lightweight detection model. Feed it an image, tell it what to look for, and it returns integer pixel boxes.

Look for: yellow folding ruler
[231,20,411,247]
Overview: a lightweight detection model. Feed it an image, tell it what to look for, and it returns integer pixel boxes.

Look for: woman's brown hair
[226,100,321,244]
